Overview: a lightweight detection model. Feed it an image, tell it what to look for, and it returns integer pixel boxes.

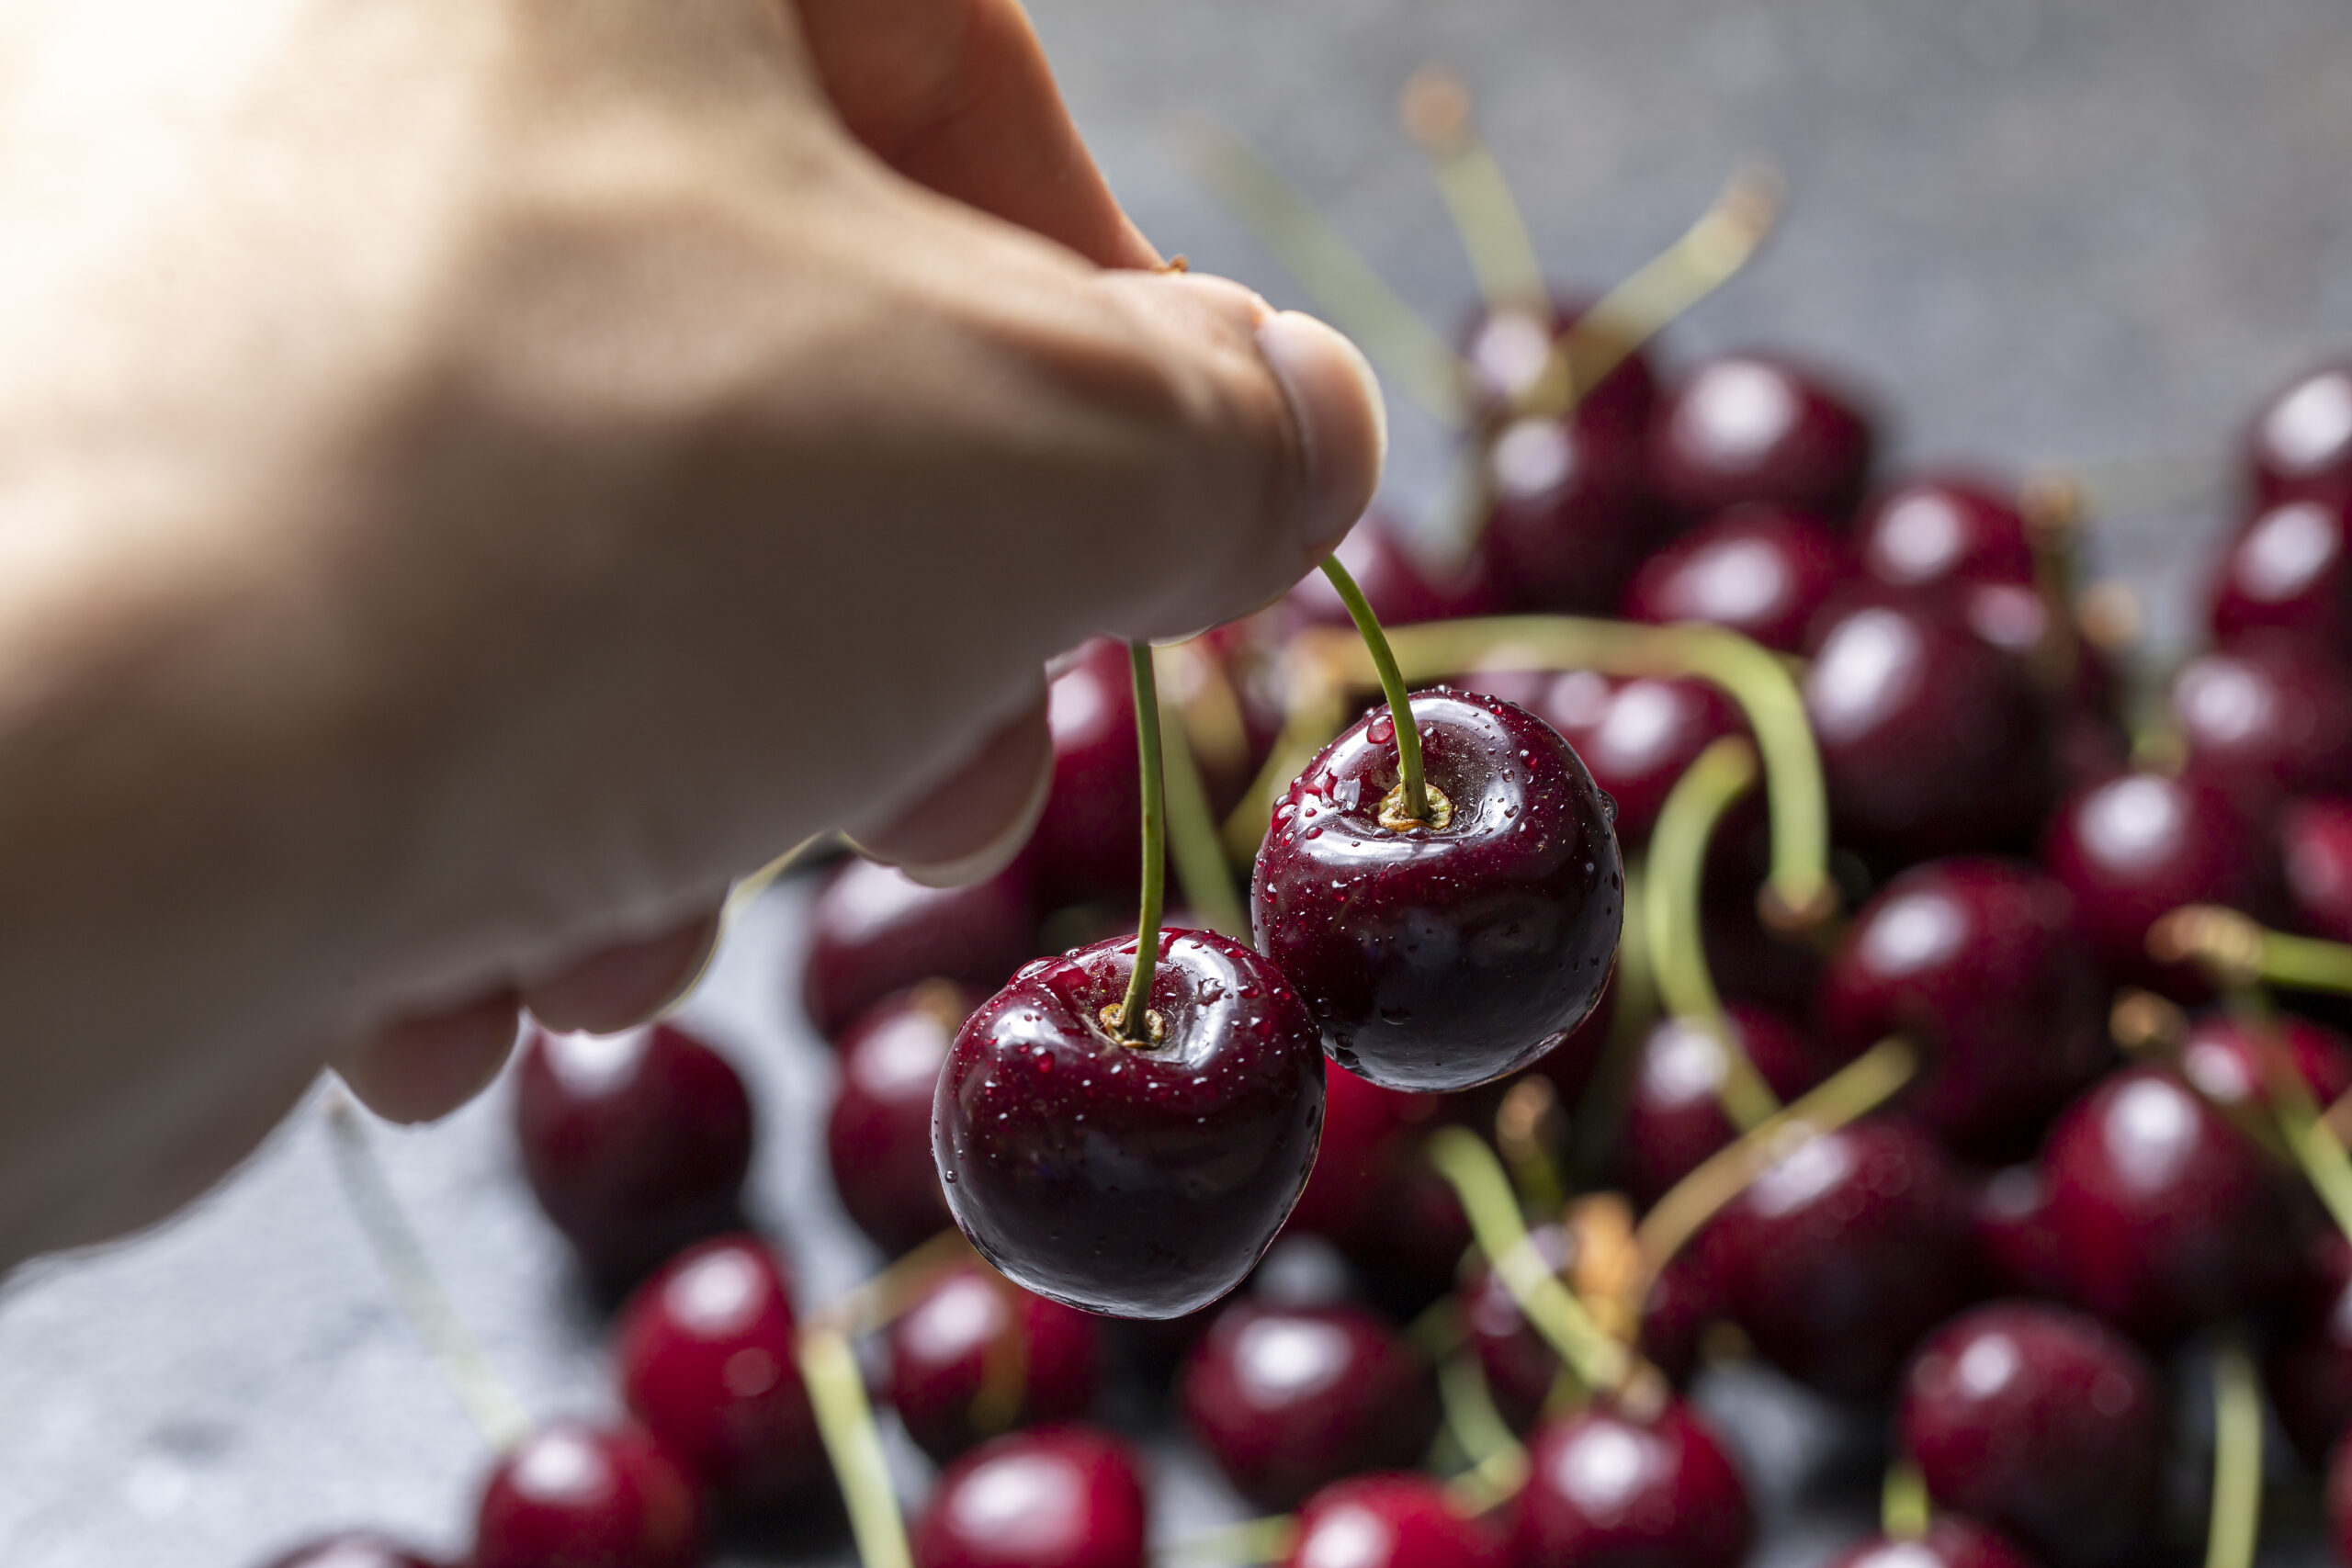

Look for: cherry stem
[1426,1125,1649,1398]
[1319,557,1434,824]
[1153,648,1250,941]
[1881,1461,1931,1541]
[322,1093,534,1452]
[807,1226,975,1338]
[1631,1036,1918,1297]
[798,1324,914,1568]
[1495,1075,1569,1215]
[1399,67,1547,316]
[2152,904,2352,996]
[1157,1515,1299,1568]
[1117,639,1168,1043]
[1645,736,1781,1133]
[1437,1353,1532,1515]
[2205,1328,2263,1568]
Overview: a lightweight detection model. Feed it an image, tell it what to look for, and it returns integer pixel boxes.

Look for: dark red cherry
[933,930,1324,1317]
[2179,1007,2352,1111]
[1464,1221,1575,1429]
[1703,1119,1973,1399]
[1281,1473,1510,1568]
[885,1262,1103,1465]
[1456,671,1741,847]
[1969,1164,2069,1302]
[1329,1146,1474,1321]
[1481,412,1656,615]
[911,1425,1148,1568]
[1250,688,1623,1092]
[471,1423,705,1568]
[260,1537,443,1568]
[1818,858,2109,1155]
[1825,1518,2042,1568]
[1178,1301,1439,1510]
[1634,1247,1724,1391]
[2041,770,2274,994]
[1511,1399,1754,1568]
[513,1022,753,1292]
[1287,518,1508,631]
[1622,503,1851,652]
[2211,497,2352,658]
[1649,353,1875,521]
[2287,796,2352,941]
[2174,636,2352,812]
[1804,598,2052,861]
[2251,362,2352,510]
[1899,1302,2162,1568]
[1460,293,1659,444]
[1614,1005,1820,1205]
[1856,474,2035,592]
[1285,1058,1440,1238]
[825,984,972,1255]
[803,855,1040,1039]
[1028,638,1148,906]
[613,1236,821,1511]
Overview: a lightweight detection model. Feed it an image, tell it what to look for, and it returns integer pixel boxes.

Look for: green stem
[798,1325,913,1568]
[1644,736,1780,1133]
[1881,1461,1931,1540]
[1437,1353,1532,1515]
[1153,650,1249,942]
[2205,1330,2262,1568]
[1319,558,1433,824]
[1155,1516,1299,1567]
[1118,640,1167,1043]
[1399,68,1547,314]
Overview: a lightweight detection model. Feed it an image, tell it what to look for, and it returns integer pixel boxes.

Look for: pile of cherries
[260,286,2352,1568]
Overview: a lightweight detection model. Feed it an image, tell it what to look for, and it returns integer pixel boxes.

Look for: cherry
[1328,1146,1474,1322]
[1250,688,1623,1092]
[1457,670,1741,847]
[2249,362,2352,510]
[1855,474,2035,592]
[2209,497,2352,658]
[933,929,1325,1317]
[1817,858,2109,1155]
[1280,1473,1510,1568]
[1287,518,1508,631]
[513,1022,754,1292]
[260,1537,444,1568]
[1969,1163,2069,1303]
[1178,1300,1439,1510]
[910,1425,1148,1568]
[611,1235,822,1512]
[1464,1220,1575,1429]
[2173,637,2352,810]
[825,984,973,1255]
[1824,1518,2041,1568]
[470,1423,706,1568]
[1480,410,1657,615]
[885,1262,1103,1465]
[2264,1235,2352,1470]
[1803,597,2052,862]
[802,854,1040,1040]
[2286,796,2352,941]
[1285,1057,1441,1239]
[1899,1301,2162,1568]
[1459,293,1659,445]
[1510,1398,1754,1568]
[1613,1004,1820,1206]
[1622,503,1852,652]
[1023,637,1151,907]
[1648,352,1876,521]
[2178,1007,2352,1112]
[1634,1248,1724,1391]
[1702,1118,1973,1400]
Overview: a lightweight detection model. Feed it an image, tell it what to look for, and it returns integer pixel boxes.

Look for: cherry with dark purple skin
[1459,292,1659,444]
[1803,596,2053,862]
[2264,1235,2352,1470]
[1510,1398,1754,1568]
[1251,687,1623,1092]
[1025,637,1149,907]
[2173,636,2352,811]
[1702,1118,1974,1400]
[1969,1163,2070,1302]
[1178,1300,1439,1511]
[1622,503,1851,652]
[1455,671,1741,847]
[803,854,1041,1039]
[825,984,974,1255]
[1329,1145,1475,1321]
[933,929,1324,1318]
[1614,1004,1819,1206]
[1856,474,2036,592]
[260,1537,445,1568]
[1284,1057,1440,1239]
[1286,518,1509,632]
[1648,352,1876,521]
[911,1425,1148,1568]
[1899,1301,2162,1568]
[1818,858,2109,1155]
[2286,796,2352,941]
[612,1235,822,1512]
[2178,1007,2352,1114]
[1281,1473,1510,1568]
[1825,1518,2043,1568]
[513,1021,754,1292]
[1464,1221,1574,1429]
[2250,362,2352,510]
[885,1262,1103,1465]
[1480,411,1657,616]
[2210,498,2352,658]
[471,1423,707,1568]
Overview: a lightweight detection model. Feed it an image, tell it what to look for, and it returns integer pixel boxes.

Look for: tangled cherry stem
[1318,557,1435,824]
[1116,640,1169,1043]
[799,1324,914,1568]
[1881,1461,1930,1541]
[1645,735,1781,1132]
[2205,1329,2262,1568]
[1400,67,1547,316]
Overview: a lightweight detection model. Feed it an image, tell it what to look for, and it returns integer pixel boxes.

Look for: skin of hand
[0,0,1384,1267]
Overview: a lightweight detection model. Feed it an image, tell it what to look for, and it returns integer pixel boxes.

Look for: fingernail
[854,736,1055,891]
[1256,310,1388,552]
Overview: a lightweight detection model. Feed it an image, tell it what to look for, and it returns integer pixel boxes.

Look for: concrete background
[5,0,2352,1562]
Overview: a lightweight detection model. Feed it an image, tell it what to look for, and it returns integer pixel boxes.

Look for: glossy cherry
[1280,1473,1510,1568]
[2179,1008,2352,1113]
[261,1537,444,1568]
[911,1425,1148,1568]
[1480,410,1657,615]
[2287,796,2352,941]
[2210,497,2352,657]
[1458,671,1741,847]
[1968,1163,2069,1302]
[1510,1398,1754,1568]
[933,929,1324,1317]
[2264,1235,2352,1470]
[2173,637,2352,810]
[471,1423,706,1568]
[1025,638,1149,906]
[1648,352,1875,521]
[1613,1005,1820,1205]
[1284,1057,1440,1239]
[2250,362,2352,510]
[1251,687,1623,1092]
[1287,519,1508,631]
[513,1021,754,1291]
[1622,503,1851,651]
[1825,1518,2042,1568]
[1459,293,1659,445]
[1818,858,2109,1154]
[802,854,1040,1039]
[1179,1300,1439,1510]
[1899,1301,2161,1568]
[612,1235,821,1511]
[1803,597,2052,862]
[1855,474,2035,592]
[1703,1118,1973,1399]
[826,984,972,1255]
[886,1262,1103,1465]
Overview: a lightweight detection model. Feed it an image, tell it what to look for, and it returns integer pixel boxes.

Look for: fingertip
[849,688,1053,886]
[336,991,524,1125]
[521,909,724,1034]
[1254,310,1387,554]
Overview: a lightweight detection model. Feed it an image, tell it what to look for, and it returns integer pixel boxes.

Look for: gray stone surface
[6,0,2352,1562]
